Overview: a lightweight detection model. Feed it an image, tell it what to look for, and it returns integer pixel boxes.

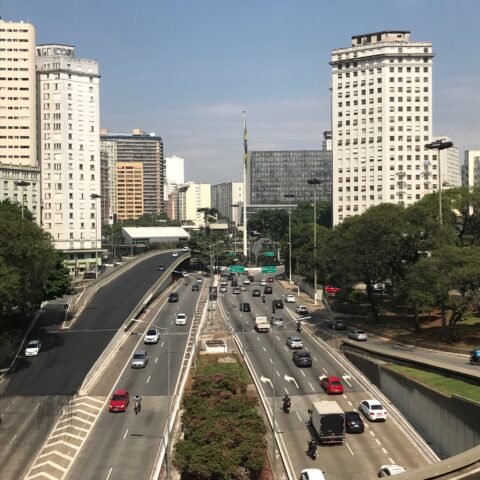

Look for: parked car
[191,284,199,291]
[264,286,273,294]
[168,292,179,303]
[252,289,262,297]
[175,313,187,325]
[292,350,312,367]
[348,329,368,341]
[172,251,178,257]
[109,389,129,412]
[131,350,148,368]
[296,305,309,315]
[270,316,284,327]
[240,302,251,312]
[359,399,388,421]
[378,465,406,477]
[300,469,326,480]
[285,294,295,303]
[25,340,41,357]
[260,279,267,286]
[143,328,160,344]
[286,336,303,349]
[320,376,344,395]
[324,285,341,295]
[272,298,284,309]
[232,287,241,295]
[345,411,365,433]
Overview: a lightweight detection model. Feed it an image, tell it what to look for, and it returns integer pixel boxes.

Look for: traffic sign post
[229,265,245,273]
[261,266,277,273]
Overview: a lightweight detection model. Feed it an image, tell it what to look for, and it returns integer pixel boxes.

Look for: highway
[0,251,186,480]
[218,274,436,479]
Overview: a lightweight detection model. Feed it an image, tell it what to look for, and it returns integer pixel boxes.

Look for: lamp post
[14,180,30,220]
[284,194,295,284]
[231,204,240,255]
[90,193,102,279]
[425,139,453,230]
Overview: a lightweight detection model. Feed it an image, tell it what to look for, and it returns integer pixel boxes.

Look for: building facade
[433,136,461,188]
[116,162,144,221]
[177,182,211,226]
[36,44,101,272]
[246,150,332,208]
[462,150,480,188]
[331,31,434,225]
[211,181,243,223]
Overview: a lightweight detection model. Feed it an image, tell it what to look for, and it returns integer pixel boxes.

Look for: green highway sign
[227,251,236,256]
[264,251,275,257]
[261,266,277,273]
[229,265,245,273]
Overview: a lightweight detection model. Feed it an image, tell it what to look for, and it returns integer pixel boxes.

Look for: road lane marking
[106,466,114,480]
[342,374,353,387]
[382,447,388,454]
[322,367,328,374]
[347,400,352,407]
[301,370,306,377]
[155,357,158,363]
[9,434,17,446]
[375,438,381,445]
[296,411,302,422]
[284,387,289,394]
[269,358,273,364]
[343,394,347,399]
[123,429,128,440]
[346,442,355,456]
[3,397,17,414]
[370,430,375,437]
[313,356,318,362]
[276,335,280,341]
[276,370,280,377]
[388,457,395,464]
[263,346,266,352]
[308,382,314,391]
[160,342,164,348]
[284,346,289,352]
[147,376,151,384]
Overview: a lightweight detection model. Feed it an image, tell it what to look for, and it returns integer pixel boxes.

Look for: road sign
[227,251,236,257]
[261,266,277,273]
[229,265,245,273]
[264,251,275,257]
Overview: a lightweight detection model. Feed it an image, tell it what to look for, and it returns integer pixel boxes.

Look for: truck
[254,316,271,332]
[309,400,345,444]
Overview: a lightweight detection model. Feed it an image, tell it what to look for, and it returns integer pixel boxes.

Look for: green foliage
[43,252,72,300]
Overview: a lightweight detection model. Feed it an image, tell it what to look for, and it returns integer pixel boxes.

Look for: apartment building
[211,181,243,224]
[331,31,434,225]
[462,150,480,188]
[432,136,461,188]
[164,155,184,201]
[116,162,144,221]
[36,44,101,273]
[177,182,211,226]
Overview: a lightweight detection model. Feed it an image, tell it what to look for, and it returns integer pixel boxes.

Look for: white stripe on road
[347,400,352,407]
[370,430,375,436]
[375,438,381,445]
[313,356,318,362]
[269,358,273,364]
[382,447,388,454]
[300,370,306,377]
[345,442,355,456]
[322,368,328,374]
[388,457,395,464]
[105,466,114,480]
[296,411,302,422]
[9,434,17,446]
[276,370,280,377]
[155,357,158,364]
[147,376,151,384]
[308,382,315,391]
[263,346,266,352]
[123,429,128,440]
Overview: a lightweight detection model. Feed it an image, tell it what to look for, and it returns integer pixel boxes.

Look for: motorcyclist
[282,394,291,412]
[308,439,317,458]
[134,394,142,413]
[469,348,480,365]
[296,320,302,332]
[261,294,265,304]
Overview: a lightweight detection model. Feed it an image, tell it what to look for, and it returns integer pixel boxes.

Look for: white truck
[254,316,271,332]
[309,400,345,444]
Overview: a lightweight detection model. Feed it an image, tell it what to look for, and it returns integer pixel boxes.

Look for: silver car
[286,336,303,349]
[131,350,148,368]
[270,316,284,327]
[348,329,368,341]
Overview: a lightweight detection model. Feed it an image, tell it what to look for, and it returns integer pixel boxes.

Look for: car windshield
[291,337,301,342]
[357,330,365,334]
[299,352,310,357]
[133,353,145,359]
[146,330,156,336]
[346,412,361,420]
[112,394,125,400]
[371,404,384,410]
[331,381,342,386]
[27,342,38,347]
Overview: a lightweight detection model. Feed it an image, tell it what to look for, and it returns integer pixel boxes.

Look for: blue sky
[4,0,480,183]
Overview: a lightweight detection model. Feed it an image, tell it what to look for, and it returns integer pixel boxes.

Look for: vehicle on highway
[239,302,251,312]
[469,347,480,365]
[378,465,406,476]
[175,313,187,325]
[168,292,179,302]
[324,284,341,295]
[196,276,203,283]
[182,246,189,251]
[270,315,284,327]
[157,264,165,271]
[143,328,160,344]
[296,305,309,315]
[273,298,284,309]
[285,294,295,303]
[109,389,129,412]
[267,276,274,283]
[232,287,241,295]
[320,376,344,395]
[191,284,199,291]
[252,289,261,297]
[348,329,368,341]
[359,399,388,421]
[345,411,365,433]
[309,400,345,444]
[286,336,303,349]
[172,251,178,257]
[243,279,250,286]
[25,340,41,357]
[300,469,326,480]
[293,350,312,367]
[254,316,271,332]
[328,320,346,330]
[260,279,267,286]
[131,350,148,368]
[264,286,273,294]
[220,285,227,293]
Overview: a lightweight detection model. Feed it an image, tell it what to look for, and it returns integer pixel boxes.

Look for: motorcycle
[296,322,302,333]
[469,354,480,365]
[307,440,317,459]
[282,399,291,414]
[134,400,141,415]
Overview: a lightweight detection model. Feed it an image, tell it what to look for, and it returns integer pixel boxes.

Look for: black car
[191,284,199,291]
[252,289,261,297]
[292,350,312,367]
[248,275,255,282]
[329,320,346,330]
[168,292,179,303]
[240,302,251,312]
[264,286,273,294]
[272,299,284,309]
[345,411,365,433]
[158,264,165,271]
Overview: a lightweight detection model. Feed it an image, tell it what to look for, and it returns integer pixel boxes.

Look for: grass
[195,354,250,382]
[387,363,480,404]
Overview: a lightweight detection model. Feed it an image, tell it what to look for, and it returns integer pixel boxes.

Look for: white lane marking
[155,357,158,364]
[3,397,17,414]
[276,335,280,341]
[313,356,318,362]
[375,438,381,446]
[284,346,289,352]
[269,358,273,364]
[284,387,289,394]
[256,336,260,341]
[370,430,375,437]
[9,434,17,446]
[364,423,369,429]
[347,400,352,407]
[300,370,306,377]
[388,457,395,464]
[342,374,353,387]
[346,442,355,456]
[263,346,266,352]
[147,376,151,384]
[322,367,328,374]
[276,370,280,377]
[35,402,40,410]
[296,411,302,422]
[123,429,128,440]
[308,382,315,391]
[106,466,114,480]
[343,394,347,399]
[382,447,388,454]
[160,342,164,348]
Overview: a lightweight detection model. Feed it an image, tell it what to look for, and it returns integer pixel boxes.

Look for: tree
[43,252,72,300]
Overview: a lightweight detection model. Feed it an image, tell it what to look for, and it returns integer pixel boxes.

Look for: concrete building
[433,136,461,188]
[122,226,189,245]
[164,155,185,201]
[331,31,434,225]
[322,130,332,151]
[246,150,332,210]
[36,44,101,273]
[100,129,165,218]
[177,181,211,226]
[462,150,480,188]
[0,19,37,167]
[116,162,144,221]
[211,181,243,223]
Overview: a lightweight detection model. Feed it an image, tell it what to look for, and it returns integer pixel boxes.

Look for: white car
[172,252,178,257]
[348,329,368,341]
[359,399,388,421]
[285,294,295,303]
[378,465,406,477]
[220,285,227,293]
[175,313,187,325]
[300,469,326,480]
[243,279,250,286]
[270,316,284,327]
[196,277,203,283]
[25,340,41,357]
[143,328,160,344]
[182,246,189,251]
[260,279,267,286]
[286,336,303,349]
[296,305,309,315]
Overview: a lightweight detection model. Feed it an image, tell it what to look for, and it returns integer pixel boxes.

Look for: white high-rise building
[164,155,185,201]
[178,182,211,226]
[36,44,101,273]
[462,150,480,188]
[211,181,243,223]
[331,31,434,225]
[433,136,461,188]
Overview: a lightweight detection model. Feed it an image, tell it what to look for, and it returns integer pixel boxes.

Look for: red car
[109,389,130,412]
[267,277,274,283]
[324,285,341,295]
[320,376,344,395]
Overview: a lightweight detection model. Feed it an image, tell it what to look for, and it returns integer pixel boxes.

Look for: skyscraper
[433,136,461,188]
[331,31,434,225]
[164,155,185,201]
[36,44,101,272]
[211,182,243,223]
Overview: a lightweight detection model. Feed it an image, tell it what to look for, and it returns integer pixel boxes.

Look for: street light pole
[284,194,295,284]
[425,139,453,230]
[14,180,30,220]
[271,328,276,477]
[307,179,323,305]
[91,193,102,279]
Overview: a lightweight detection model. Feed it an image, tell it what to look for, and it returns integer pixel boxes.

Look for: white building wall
[181,182,211,226]
[164,155,185,201]
[462,150,480,188]
[433,136,461,187]
[36,44,101,254]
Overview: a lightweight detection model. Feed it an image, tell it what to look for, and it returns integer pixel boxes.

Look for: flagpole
[243,111,248,266]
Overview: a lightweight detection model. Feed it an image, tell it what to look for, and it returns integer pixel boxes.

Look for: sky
[3,0,480,184]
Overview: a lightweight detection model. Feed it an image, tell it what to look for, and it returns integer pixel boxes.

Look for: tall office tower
[164,155,185,201]
[462,150,480,187]
[211,182,243,223]
[331,31,434,225]
[433,136,461,188]
[322,130,332,151]
[177,181,211,226]
[116,162,144,221]
[36,44,101,272]
[0,19,41,221]
[100,129,165,217]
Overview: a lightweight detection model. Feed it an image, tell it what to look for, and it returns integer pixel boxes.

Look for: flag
[243,111,248,172]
